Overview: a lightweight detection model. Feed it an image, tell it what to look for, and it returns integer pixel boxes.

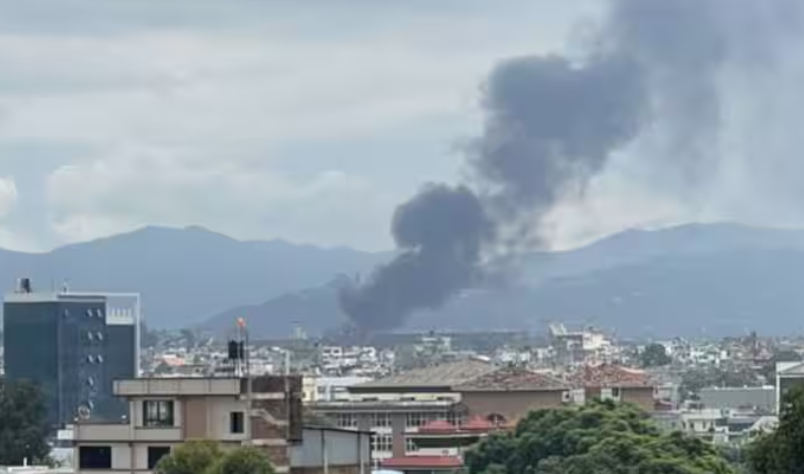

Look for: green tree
[465,400,735,474]
[640,343,672,368]
[0,379,50,465]
[156,441,274,474]
[155,440,222,474]
[747,385,804,474]
[209,446,275,474]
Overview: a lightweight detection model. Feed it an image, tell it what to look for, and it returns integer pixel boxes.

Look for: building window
[335,413,357,428]
[448,411,466,426]
[487,413,506,426]
[371,434,392,452]
[406,412,427,427]
[405,437,418,453]
[371,412,391,427]
[143,400,174,427]
[147,447,171,469]
[611,387,621,398]
[230,411,245,434]
[79,446,112,469]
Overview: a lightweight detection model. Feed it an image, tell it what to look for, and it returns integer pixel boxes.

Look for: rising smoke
[340,0,804,332]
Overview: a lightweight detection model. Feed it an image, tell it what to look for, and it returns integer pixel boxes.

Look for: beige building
[312,359,495,462]
[311,360,659,472]
[73,376,370,474]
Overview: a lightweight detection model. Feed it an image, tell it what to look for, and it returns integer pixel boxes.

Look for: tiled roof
[462,415,495,431]
[353,359,496,389]
[419,420,457,433]
[453,366,568,392]
[567,363,652,388]
[381,456,463,468]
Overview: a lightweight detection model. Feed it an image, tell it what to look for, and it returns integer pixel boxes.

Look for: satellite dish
[77,405,91,421]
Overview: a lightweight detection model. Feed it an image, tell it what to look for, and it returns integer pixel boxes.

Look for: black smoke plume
[341,0,804,332]
[340,184,492,331]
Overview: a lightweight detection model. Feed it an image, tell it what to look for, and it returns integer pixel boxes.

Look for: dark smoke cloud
[339,184,491,331]
[474,54,645,223]
[340,0,804,331]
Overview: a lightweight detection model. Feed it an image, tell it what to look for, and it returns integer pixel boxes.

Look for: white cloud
[0,0,603,250]
[45,145,397,249]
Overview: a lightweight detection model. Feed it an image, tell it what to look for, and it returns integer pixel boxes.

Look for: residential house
[71,376,371,474]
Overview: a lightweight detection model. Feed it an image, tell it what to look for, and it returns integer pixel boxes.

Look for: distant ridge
[201,222,804,338]
[4,222,804,337]
[0,225,387,328]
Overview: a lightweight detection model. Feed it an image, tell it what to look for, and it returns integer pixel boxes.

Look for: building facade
[311,359,494,463]
[73,376,307,474]
[3,283,140,428]
[72,376,370,474]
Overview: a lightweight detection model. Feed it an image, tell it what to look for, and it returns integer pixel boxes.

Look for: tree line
[466,387,804,474]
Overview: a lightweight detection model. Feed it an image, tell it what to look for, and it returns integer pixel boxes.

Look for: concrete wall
[699,387,775,412]
[291,428,370,468]
[460,391,565,422]
[622,387,655,412]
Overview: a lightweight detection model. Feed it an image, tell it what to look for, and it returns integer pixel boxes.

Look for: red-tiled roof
[462,415,494,431]
[381,456,463,469]
[568,363,652,388]
[453,366,568,391]
[419,420,457,433]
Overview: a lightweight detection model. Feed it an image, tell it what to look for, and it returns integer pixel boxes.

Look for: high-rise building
[2,278,140,429]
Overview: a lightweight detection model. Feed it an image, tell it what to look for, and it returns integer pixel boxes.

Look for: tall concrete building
[2,278,140,429]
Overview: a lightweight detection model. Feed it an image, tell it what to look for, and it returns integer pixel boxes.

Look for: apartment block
[3,283,140,428]
[73,376,308,474]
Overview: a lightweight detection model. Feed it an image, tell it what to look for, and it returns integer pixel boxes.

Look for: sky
[1,0,802,253]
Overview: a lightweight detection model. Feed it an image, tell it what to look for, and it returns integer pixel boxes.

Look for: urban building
[567,363,656,411]
[2,280,140,428]
[698,386,776,413]
[652,407,776,445]
[311,359,496,463]
[72,376,304,473]
[549,324,613,366]
[302,376,373,403]
[775,361,804,413]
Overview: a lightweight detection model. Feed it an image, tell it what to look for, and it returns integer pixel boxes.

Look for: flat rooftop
[351,359,496,393]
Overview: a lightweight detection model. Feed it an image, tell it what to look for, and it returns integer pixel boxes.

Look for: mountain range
[3,222,804,338]
[0,225,386,329]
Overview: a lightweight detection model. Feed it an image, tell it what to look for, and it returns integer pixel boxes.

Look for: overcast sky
[0,1,611,251]
[3,1,801,253]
